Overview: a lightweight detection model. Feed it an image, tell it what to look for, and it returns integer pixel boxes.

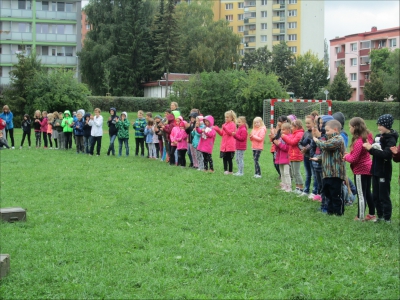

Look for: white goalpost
[263,99,332,128]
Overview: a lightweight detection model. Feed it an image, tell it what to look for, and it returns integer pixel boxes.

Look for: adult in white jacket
[88,108,103,156]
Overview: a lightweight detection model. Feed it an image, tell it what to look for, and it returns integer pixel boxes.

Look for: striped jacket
[315,133,346,181]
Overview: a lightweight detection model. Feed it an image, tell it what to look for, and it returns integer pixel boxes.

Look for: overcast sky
[82,0,400,40]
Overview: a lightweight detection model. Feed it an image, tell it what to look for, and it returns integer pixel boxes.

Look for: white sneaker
[49,147,53,149]
[308,193,316,200]
[11,146,15,149]
[254,174,262,178]
[233,172,243,176]
[19,146,22,149]
[293,188,302,195]
[297,192,308,197]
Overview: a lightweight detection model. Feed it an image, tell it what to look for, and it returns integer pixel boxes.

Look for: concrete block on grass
[0,207,27,222]
[0,254,10,279]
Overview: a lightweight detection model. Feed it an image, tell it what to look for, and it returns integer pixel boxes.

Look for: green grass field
[0,114,399,299]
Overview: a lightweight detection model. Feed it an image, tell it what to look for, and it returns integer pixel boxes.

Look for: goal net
[263,99,332,128]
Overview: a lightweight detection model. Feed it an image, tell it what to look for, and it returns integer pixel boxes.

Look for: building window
[238,25,244,32]
[18,0,31,9]
[261,0,267,5]
[225,3,233,10]
[288,34,297,41]
[288,22,297,29]
[261,23,267,30]
[18,23,31,33]
[241,37,244,44]
[288,10,297,17]
[238,14,244,20]
[350,43,357,51]
[249,12,256,18]
[225,15,233,21]
[261,35,267,42]
[261,11,267,18]
[249,36,256,42]
[86,24,90,30]
[289,46,297,53]
[350,58,357,66]
[65,2,73,12]
[350,73,357,81]
[57,2,65,12]
[42,46,49,55]
[335,46,341,54]
[42,1,49,10]
[360,41,371,49]
[238,2,244,8]
[65,46,73,56]
[65,24,73,34]
[389,38,397,47]
[289,0,297,4]
[239,49,244,56]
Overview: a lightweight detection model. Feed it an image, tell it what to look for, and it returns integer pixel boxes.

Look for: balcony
[0,32,33,41]
[40,55,77,65]
[36,10,77,21]
[244,1,256,7]
[360,64,370,72]
[244,42,256,48]
[272,28,285,34]
[243,18,256,24]
[359,48,370,56]
[272,16,285,22]
[337,52,345,59]
[244,29,256,36]
[272,4,285,10]
[0,54,20,65]
[36,33,77,43]
[0,8,32,18]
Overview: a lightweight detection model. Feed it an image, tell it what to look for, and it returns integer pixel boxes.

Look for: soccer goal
[263,99,332,128]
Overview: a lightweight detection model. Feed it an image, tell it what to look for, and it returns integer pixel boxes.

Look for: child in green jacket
[116,112,130,157]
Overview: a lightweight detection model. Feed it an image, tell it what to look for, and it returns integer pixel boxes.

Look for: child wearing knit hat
[363,114,398,223]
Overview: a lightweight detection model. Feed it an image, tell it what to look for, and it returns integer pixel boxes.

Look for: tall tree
[79,0,155,96]
[289,51,328,99]
[363,72,387,101]
[380,48,400,101]
[153,0,181,96]
[329,66,352,101]
[241,45,272,73]
[323,38,329,68]
[270,41,295,87]
[369,48,391,73]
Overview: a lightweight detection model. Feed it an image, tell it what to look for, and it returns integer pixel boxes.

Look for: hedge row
[87,97,169,113]
[331,101,399,120]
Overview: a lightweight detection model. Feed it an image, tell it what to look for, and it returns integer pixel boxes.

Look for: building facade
[330,26,399,101]
[0,0,82,85]
[212,0,324,58]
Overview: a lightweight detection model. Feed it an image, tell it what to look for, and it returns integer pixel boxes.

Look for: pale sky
[82,0,400,40]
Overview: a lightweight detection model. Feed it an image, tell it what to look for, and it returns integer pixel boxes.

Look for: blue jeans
[304,158,318,194]
[118,138,129,156]
[108,134,117,155]
[83,136,91,153]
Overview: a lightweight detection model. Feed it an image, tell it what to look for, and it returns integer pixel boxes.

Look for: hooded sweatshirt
[344,133,373,175]
[21,118,31,133]
[0,111,14,130]
[115,112,130,139]
[281,128,304,161]
[73,116,85,136]
[275,134,290,165]
[191,120,205,149]
[61,110,74,133]
[215,120,237,152]
[332,112,348,148]
[170,116,183,146]
[176,122,188,150]
[250,126,267,150]
[162,114,176,142]
[196,115,216,154]
[83,113,92,137]
[107,107,118,136]
[233,124,248,150]
[133,115,146,138]
[368,129,399,178]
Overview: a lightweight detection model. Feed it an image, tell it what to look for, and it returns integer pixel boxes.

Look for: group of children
[270,110,398,222]
[1,103,399,222]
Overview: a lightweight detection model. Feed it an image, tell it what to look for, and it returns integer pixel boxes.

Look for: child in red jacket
[233,116,248,176]
[281,119,304,193]
[215,110,237,175]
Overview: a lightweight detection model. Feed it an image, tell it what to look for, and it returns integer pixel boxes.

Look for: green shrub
[331,101,399,120]
[87,96,169,113]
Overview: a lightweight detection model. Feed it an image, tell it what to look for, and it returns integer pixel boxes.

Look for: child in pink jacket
[274,122,292,192]
[215,110,237,175]
[176,121,188,167]
[233,116,248,176]
[281,119,305,193]
[249,117,266,178]
[196,115,216,172]
[40,111,48,148]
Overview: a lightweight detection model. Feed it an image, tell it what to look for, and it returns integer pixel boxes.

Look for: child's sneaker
[253,174,262,178]
[313,194,322,202]
[284,187,292,192]
[365,214,376,221]
[308,193,315,199]
[293,188,302,195]
[19,146,22,149]
[297,192,308,197]
[354,216,364,221]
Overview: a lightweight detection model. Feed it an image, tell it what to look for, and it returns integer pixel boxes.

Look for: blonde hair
[138,110,144,115]
[42,111,48,116]
[53,111,59,119]
[34,110,41,118]
[170,102,178,110]
[94,108,101,113]
[47,113,54,123]
[281,123,291,131]
[310,110,319,119]
[225,110,237,123]
[292,119,303,130]
[237,116,248,129]
[252,117,265,128]
[3,105,10,111]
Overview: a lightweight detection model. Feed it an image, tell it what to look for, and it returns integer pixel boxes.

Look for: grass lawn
[0,113,399,299]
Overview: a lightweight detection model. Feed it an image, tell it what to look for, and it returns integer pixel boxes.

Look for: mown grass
[0,114,399,299]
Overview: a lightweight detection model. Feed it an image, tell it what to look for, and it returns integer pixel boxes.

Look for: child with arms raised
[313,120,346,216]
[249,117,266,178]
[233,116,248,176]
[343,117,374,221]
[215,110,237,175]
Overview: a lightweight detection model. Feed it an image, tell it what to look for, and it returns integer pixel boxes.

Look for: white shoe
[254,174,262,178]
[19,146,22,149]
[233,172,243,176]
[308,193,316,199]
[11,146,15,149]
[297,192,308,197]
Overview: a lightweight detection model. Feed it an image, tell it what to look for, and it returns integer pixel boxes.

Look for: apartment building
[330,26,399,101]
[0,0,82,85]
[212,0,324,58]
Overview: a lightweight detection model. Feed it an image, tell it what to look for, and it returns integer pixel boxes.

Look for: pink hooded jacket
[196,115,216,154]
[176,122,188,150]
[344,133,373,175]
[215,121,236,152]
[233,124,248,150]
[250,126,266,150]
[275,135,290,165]
[281,128,304,162]
[170,116,183,146]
